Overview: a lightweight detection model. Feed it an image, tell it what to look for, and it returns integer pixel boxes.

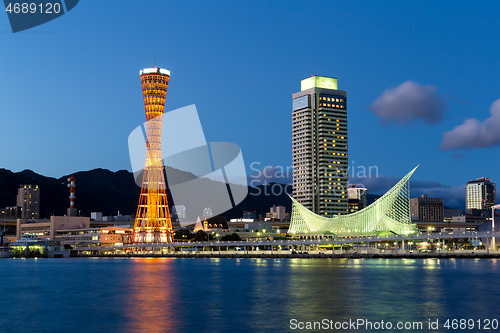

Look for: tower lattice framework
[133,67,173,243]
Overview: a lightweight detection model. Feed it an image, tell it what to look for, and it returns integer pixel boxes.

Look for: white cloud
[440,99,500,150]
[369,81,446,125]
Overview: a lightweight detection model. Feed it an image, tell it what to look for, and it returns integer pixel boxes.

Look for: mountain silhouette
[0,167,293,220]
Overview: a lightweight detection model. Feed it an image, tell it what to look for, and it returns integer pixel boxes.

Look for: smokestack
[67,177,77,217]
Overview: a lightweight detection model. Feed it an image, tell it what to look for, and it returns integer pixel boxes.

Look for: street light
[216,233,220,254]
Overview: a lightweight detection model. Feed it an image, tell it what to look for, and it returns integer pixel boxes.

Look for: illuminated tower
[133,67,173,243]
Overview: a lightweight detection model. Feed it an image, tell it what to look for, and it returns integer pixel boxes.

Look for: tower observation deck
[133,67,173,243]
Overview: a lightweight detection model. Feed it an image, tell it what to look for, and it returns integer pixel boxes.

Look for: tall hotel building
[292,76,348,216]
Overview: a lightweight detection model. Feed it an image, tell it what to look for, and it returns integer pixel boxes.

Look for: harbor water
[1,258,499,332]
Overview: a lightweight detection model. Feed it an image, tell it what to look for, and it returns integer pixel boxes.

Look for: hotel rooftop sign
[301,76,338,91]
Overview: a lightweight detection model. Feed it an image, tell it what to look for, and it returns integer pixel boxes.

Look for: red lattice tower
[133,67,173,243]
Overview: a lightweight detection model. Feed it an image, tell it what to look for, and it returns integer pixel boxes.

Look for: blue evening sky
[1,1,499,207]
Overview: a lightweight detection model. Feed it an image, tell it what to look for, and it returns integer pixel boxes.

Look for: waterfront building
[289,167,420,236]
[452,215,488,224]
[16,216,90,240]
[416,221,479,234]
[193,216,229,232]
[410,194,444,223]
[227,219,290,232]
[204,216,229,230]
[466,177,496,210]
[9,239,69,258]
[16,184,40,219]
[193,217,210,232]
[292,75,348,216]
[55,226,133,246]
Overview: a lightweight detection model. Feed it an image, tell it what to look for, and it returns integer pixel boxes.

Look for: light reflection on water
[126,258,178,333]
[1,258,499,332]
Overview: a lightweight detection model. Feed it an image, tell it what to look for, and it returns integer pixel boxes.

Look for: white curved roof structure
[289,166,420,236]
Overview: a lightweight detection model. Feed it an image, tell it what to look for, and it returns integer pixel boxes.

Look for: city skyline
[1,1,499,209]
[2,3,500,332]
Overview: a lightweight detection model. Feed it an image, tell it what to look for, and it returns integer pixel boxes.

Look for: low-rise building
[55,226,133,246]
[416,221,480,233]
[17,216,91,240]
[444,209,463,223]
[452,215,488,224]
[193,216,229,233]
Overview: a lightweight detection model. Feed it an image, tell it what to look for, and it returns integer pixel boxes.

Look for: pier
[73,231,500,258]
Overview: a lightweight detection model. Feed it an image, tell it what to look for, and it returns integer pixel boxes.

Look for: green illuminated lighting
[289,166,421,237]
[301,76,338,91]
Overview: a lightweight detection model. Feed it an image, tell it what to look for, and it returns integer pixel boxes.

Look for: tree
[459,238,471,249]
[174,229,193,240]
[449,238,460,250]
[220,233,242,241]
[193,230,211,241]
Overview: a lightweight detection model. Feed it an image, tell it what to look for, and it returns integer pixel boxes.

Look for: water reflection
[280,259,458,332]
[126,258,179,333]
[3,258,500,333]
